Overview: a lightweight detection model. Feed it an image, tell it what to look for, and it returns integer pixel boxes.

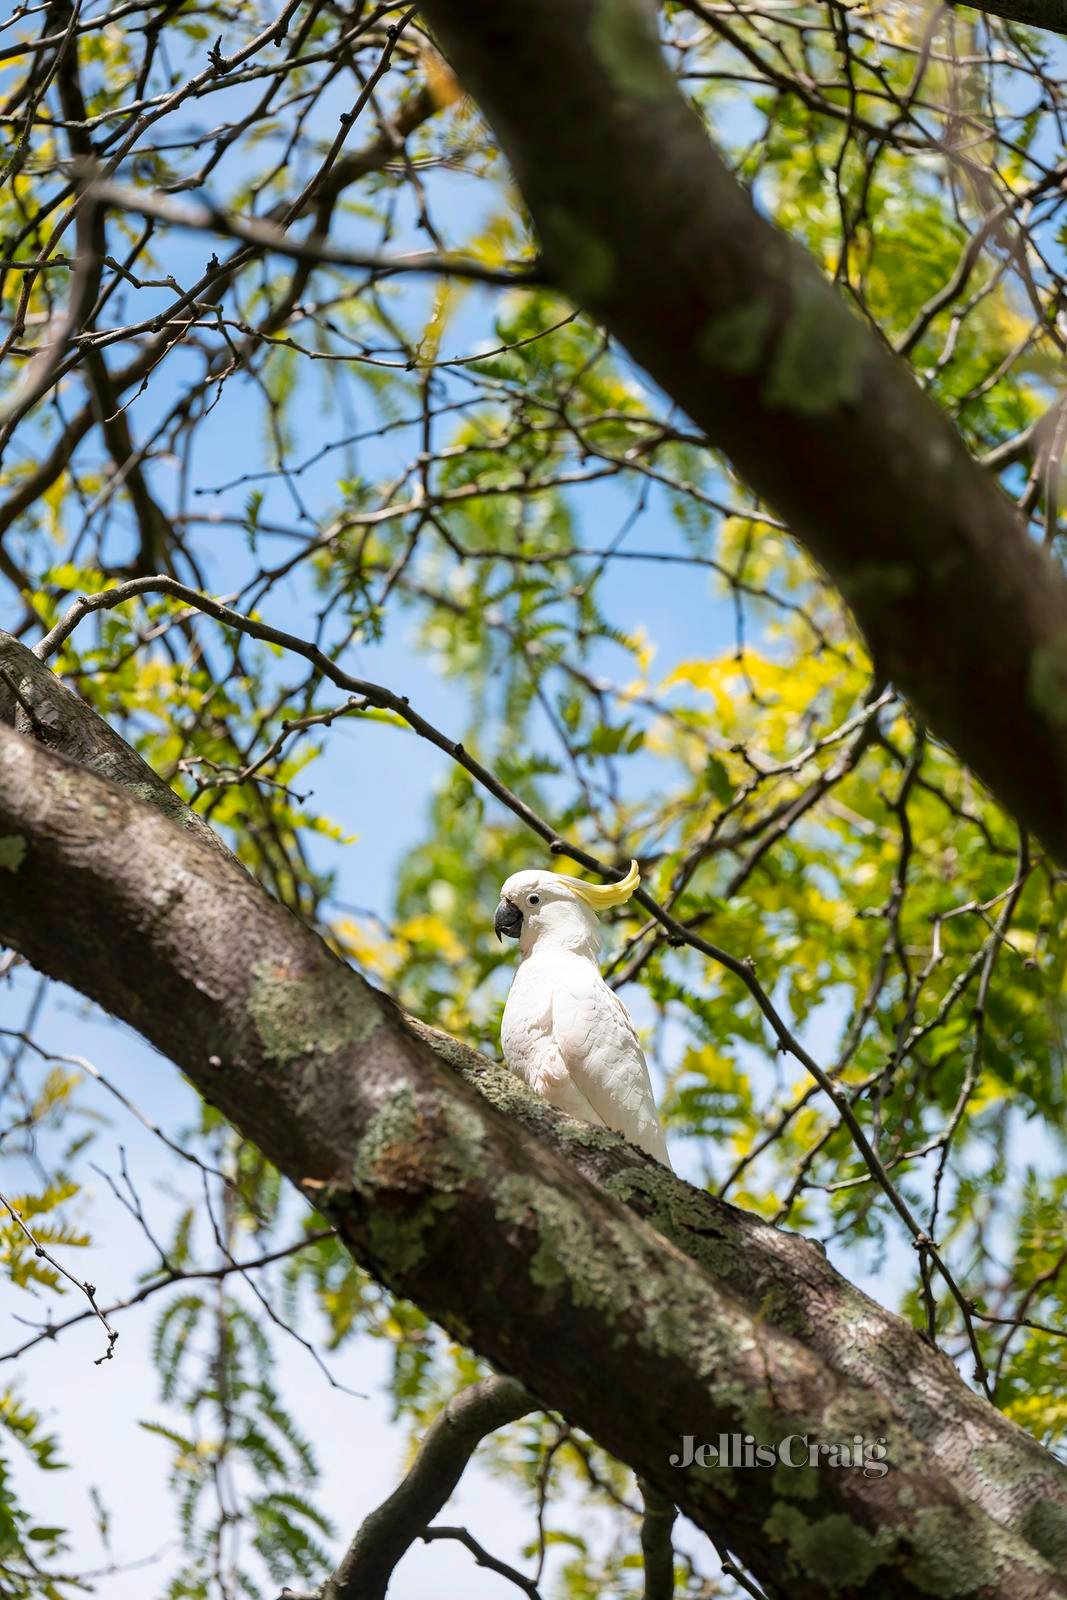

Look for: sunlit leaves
[0,1182,88,1295]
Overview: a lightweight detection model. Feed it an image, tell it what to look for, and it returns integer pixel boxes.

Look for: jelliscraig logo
[670,1434,890,1478]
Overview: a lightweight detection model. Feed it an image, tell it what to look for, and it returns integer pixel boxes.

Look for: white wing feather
[551,962,672,1168]
[501,952,671,1167]
[500,958,605,1124]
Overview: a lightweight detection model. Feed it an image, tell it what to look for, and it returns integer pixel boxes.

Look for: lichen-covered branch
[1,712,1066,1595]
[0,630,228,858]
[17,584,990,1346]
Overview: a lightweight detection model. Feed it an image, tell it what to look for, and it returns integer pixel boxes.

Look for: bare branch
[87,181,544,290]
[637,1478,677,1600]
[319,1375,537,1600]
[1,1232,331,1365]
[0,1188,118,1364]
[421,1526,544,1599]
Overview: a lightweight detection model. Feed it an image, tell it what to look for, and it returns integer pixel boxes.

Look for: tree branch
[420,1526,543,1599]
[319,1375,536,1600]
[954,0,1067,35]
[637,1478,677,1600]
[0,67,446,546]
[0,629,229,858]
[0,684,1065,1594]
[86,180,542,290]
[415,0,1067,865]
[0,1188,118,1364]
[20,584,992,1358]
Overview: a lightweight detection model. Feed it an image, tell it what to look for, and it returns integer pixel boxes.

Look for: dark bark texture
[960,0,1067,32]
[1,635,1066,1598]
[415,0,1067,866]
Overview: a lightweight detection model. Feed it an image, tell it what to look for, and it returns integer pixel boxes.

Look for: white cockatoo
[494,861,672,1168]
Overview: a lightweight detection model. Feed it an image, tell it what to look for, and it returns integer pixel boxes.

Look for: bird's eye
[528,894,540,906]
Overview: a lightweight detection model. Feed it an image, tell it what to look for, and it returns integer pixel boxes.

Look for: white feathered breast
[502,948,672,1168]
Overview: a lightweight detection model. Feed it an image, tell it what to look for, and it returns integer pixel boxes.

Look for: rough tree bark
[413,0,1067,869]
[1,634,1066,1598]
[956,0,1067,32]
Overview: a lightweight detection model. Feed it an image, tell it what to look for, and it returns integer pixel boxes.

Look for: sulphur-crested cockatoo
[494,861,671,1168]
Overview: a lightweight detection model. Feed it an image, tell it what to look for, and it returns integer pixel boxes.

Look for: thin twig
[0,1187,118,1363]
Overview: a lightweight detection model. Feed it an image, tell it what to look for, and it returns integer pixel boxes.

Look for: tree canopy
[0,2,1066,1598]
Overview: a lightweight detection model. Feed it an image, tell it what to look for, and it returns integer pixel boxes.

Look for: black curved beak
[494,898,523,942]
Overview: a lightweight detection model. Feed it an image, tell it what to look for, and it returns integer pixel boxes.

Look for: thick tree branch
[0,629,228,857]
[320,1374,536,1600]
[0,707,1066,1594]
[20,586,994,1361]
[957,0,1067,33]
[415,0,1067,865]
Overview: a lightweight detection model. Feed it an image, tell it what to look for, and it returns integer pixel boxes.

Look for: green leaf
[704,755,734,804]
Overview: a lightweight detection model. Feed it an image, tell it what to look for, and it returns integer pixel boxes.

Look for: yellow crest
[556,859,640,910]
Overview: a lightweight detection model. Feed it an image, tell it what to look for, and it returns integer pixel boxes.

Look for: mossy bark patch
[0,834,25,871]
[901,1506,1003,1596]
[1028,632,1067,729]
[762,276,867,416]
[249,957,381,1063]
[701,300,774,376]
[588,0,675,99]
